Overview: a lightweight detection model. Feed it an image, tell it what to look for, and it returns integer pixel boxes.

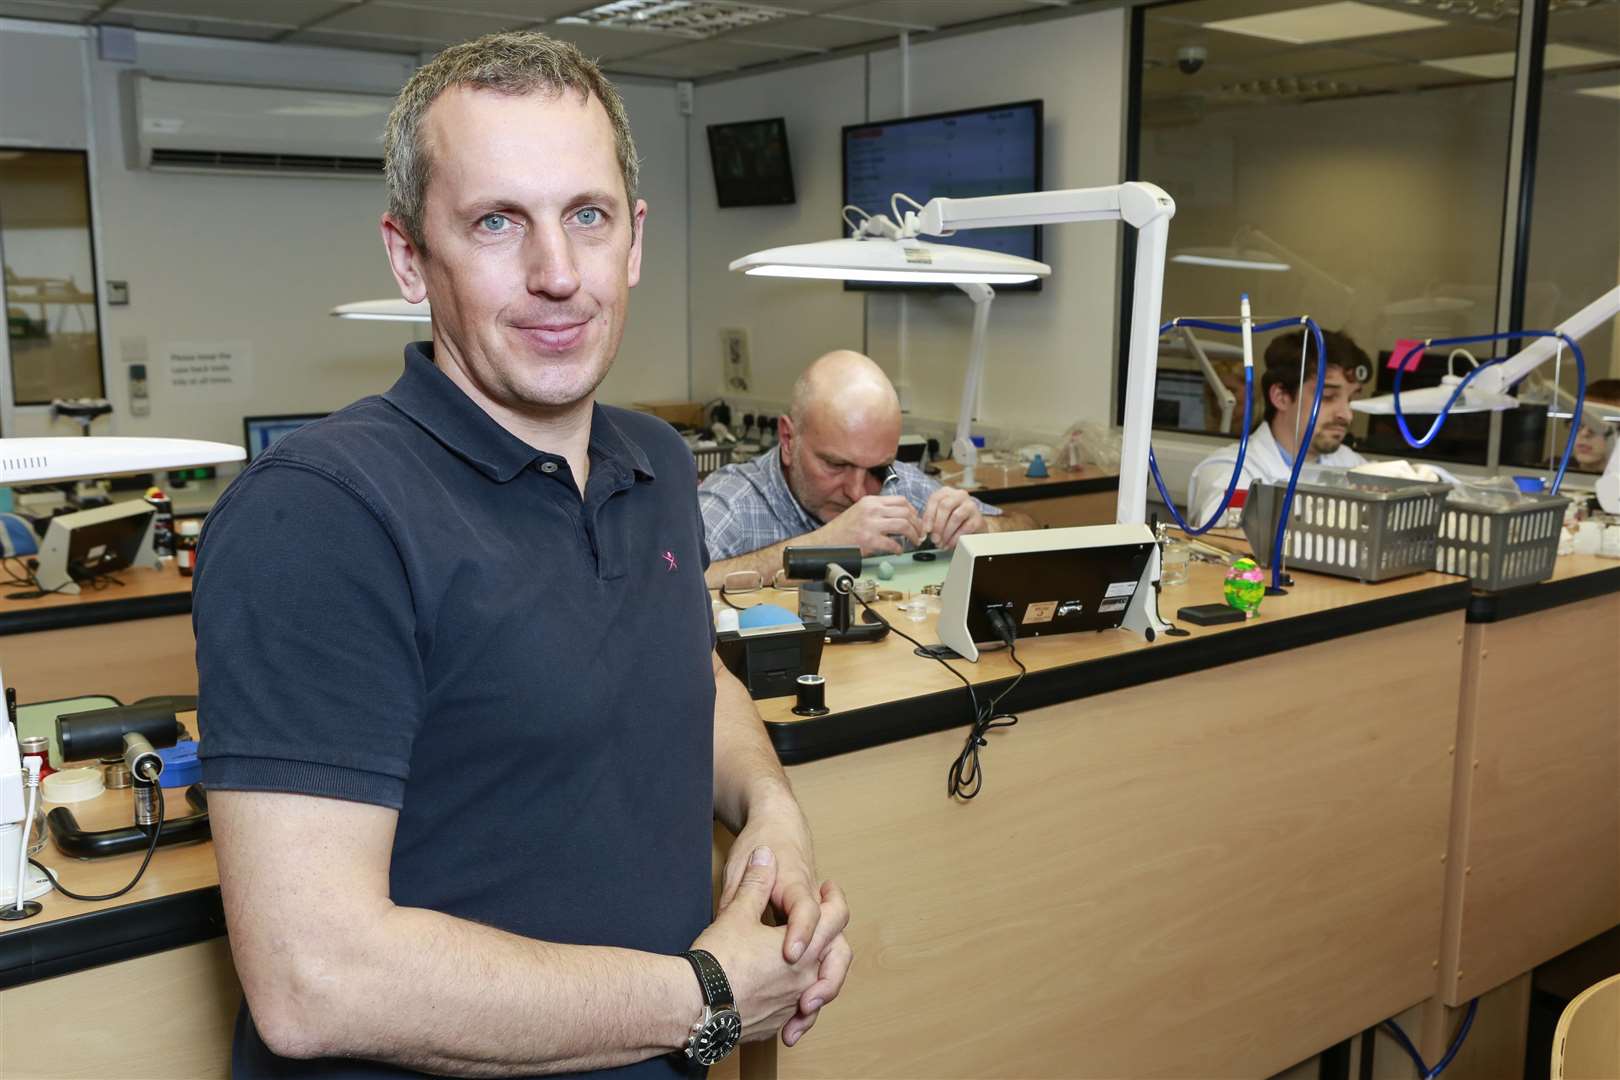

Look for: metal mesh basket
[691,445,729,480]
[1240,471,1453,583]
[1434,492,1568,592]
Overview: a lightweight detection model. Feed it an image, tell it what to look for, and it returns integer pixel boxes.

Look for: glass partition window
[0,149,105,407]
[1135,0,1518,465]
[1512,1,1620,472]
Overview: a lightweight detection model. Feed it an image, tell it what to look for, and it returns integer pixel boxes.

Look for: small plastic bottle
[145,486,175,558]
[176,519,201,577]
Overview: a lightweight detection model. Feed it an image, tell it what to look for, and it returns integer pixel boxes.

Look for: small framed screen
[707,117,796,208]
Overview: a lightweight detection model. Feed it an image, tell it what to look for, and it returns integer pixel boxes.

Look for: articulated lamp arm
[906,182,1177,526]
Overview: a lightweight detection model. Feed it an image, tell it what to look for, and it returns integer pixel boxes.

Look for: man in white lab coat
[1187,328,1373,526]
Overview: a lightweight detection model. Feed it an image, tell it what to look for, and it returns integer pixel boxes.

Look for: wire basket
[1435,492,1568,592]
[1240,471,1453,583]
[691,444,729,480]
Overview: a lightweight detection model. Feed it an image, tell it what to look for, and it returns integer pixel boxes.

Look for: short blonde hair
[383,30,639,254]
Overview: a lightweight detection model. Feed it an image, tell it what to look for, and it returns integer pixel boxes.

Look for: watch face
[693,1009,743,1065]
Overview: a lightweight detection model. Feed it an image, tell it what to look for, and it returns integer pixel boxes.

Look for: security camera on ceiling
[1176,45,1207,74]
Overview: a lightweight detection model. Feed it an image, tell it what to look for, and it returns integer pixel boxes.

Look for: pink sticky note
[1389,339,1425,371]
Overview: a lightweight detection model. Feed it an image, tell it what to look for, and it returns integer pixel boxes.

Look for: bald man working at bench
[698,350,1036,588]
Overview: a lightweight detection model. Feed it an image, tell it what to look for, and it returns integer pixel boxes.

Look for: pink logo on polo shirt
[663,550,678,571]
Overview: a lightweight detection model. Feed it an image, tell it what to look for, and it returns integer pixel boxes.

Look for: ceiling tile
[540,22,676,60]
[708,12,890,50]
[101,0,348,23]
[0,0,94,20]
[628,37,809,71]
[1547,4,1620,51]
[285,27,431,52]
[1348,21,1519,61]
[828,0,1042,31]
[94,9,289,37]
[380,0,582,17]
[310,1,523,42]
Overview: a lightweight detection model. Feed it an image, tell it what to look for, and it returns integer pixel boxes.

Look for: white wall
[688,8,1130,444]
[0,19,689,446]
[687,55,869,410]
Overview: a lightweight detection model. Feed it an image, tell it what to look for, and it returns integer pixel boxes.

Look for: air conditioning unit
[133,75,393,178]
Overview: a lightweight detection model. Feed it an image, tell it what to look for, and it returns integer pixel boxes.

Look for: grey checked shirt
[697,444,1000,561]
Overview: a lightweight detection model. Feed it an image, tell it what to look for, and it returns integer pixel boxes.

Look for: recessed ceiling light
[1424,43,1618,78]
[556,0,790,39]
[1204,1,1446,44]
[1577,84,1620,99]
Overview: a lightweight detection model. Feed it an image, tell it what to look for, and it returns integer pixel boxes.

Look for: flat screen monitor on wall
[708,117,796,208]
[841,99,1043,292]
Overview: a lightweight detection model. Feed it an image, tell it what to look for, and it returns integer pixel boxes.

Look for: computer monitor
[243,413,326,461]
[34,500,159,595]
[937,524,1158,661]
[842,99,1043,292]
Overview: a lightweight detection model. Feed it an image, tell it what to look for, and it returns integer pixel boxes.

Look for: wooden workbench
[0,560,196,704]
[950,461,1119,529]
[728,561,1472,1078]
[4,549,1614,1079]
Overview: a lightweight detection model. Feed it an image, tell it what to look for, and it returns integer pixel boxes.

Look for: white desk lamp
[331,298,431,322]
[734,182,1177,527]
[734,212,1051,487]
[0,435,244,919]
[734,183,1178,649]
[1351,285,1620,512]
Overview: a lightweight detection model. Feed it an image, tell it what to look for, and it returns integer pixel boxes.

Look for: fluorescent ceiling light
[729,238,1050,286]
[1425,44,1617,79]
[332,298,431,323]
[557,0,789,39]
[1172,249,1291,272]
[1577,84,1620,100]
[1204,1,1445,44]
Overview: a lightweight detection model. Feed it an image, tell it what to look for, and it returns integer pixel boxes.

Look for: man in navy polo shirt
[195,31,850,1079]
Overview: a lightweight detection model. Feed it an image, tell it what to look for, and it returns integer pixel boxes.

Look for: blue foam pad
[0,513,37,557]
[157,740,201,788]
[738,603,800,630]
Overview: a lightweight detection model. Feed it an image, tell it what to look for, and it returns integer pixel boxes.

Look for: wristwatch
[680,949,743,1066]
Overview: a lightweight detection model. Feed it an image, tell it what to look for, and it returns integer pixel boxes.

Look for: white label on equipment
[1099,597,1129,614]
[902,247,934,265]
[1105,580,1138,599]
[1022,601,1057,625]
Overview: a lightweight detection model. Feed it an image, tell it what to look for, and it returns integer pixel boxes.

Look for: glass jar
[176,518,201,577]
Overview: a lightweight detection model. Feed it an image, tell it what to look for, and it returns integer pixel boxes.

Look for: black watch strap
[682,949,735,1010]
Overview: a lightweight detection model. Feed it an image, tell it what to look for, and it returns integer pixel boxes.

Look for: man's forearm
[712,657,796,833]
[987,508,1038,533]
[251,901,698,1076]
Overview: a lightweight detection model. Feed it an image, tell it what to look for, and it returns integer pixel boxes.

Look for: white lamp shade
[729,238,1049,285]
[1352,382,1517,416]
[1171,247,1290,272]
[332,298,431,322]
[0,437,245,485]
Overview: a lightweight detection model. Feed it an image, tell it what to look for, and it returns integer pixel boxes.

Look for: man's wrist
[742,776,801,824]
[661,953,706,1052]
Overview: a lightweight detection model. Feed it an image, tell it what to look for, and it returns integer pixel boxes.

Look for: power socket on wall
[721,327,752,393]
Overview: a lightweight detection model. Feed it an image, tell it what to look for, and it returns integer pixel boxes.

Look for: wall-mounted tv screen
[842,99,1043,292]
[708,117,796,208]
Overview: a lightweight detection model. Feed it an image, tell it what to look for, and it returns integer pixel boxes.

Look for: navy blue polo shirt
[195,343,717,1079]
